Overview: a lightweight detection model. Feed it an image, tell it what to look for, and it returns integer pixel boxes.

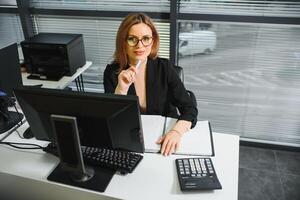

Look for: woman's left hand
[156,130,183,156]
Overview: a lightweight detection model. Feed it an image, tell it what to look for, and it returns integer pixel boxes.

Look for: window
[0,13,24,48]
[178,1,300,146]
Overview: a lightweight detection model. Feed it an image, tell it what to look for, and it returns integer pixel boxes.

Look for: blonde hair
[113,13,159,71]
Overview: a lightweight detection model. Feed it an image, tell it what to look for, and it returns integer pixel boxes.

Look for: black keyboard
[176,158,222,191]
[43,143,143,174]
[81,146,143,174]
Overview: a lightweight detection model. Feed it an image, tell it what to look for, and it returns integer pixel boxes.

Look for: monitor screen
[0,43,23,134]
[14,87,145,153]
[0,43,22,97]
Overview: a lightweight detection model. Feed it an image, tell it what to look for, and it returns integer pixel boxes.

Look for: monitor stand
[47,114,115,192]
[47,164,115,192]
[0,111,23,134]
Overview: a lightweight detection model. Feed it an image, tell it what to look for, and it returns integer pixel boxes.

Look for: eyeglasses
[127,35,153,47]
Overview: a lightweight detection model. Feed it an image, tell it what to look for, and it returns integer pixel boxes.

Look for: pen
[135,59,142,70]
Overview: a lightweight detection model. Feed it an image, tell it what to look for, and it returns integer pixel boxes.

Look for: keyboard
[81,146,143,174]
[43,143,143,174]
[176,158,222,191]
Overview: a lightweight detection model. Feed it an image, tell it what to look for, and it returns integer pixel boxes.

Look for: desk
[0,122,239,200]
[22,61,92,91]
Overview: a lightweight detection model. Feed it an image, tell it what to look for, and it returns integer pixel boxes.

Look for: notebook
[141,115,215,156]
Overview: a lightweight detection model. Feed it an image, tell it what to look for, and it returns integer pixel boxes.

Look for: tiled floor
[238,146,300,200]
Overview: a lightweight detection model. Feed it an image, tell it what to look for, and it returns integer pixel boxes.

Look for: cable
[0,141,43,150]
[15,129,25,139]
[8,102,25,139]
[10,94,24,127]
[13,103,24,127]
[9,93,25,137]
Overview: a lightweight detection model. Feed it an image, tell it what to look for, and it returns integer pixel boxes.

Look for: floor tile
[281,174,300,200]
[276,150,300,175]
[238,168,285,200]
[239,146,277,172]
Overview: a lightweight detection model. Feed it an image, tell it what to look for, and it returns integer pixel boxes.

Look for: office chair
[173,65,197,108]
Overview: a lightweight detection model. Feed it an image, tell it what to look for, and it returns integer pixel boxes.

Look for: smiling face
[126,23,153,65]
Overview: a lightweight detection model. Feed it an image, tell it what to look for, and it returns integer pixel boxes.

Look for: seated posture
[104,13,198,156]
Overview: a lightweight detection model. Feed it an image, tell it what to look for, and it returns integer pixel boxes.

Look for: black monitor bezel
[14,87,144,153]
[0,42,22,97]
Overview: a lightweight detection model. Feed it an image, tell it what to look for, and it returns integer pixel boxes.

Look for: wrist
[115,85,127,95]
[171,129,183,136]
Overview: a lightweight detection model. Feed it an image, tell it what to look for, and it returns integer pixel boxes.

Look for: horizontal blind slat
[179,0,300,17]
[30,0,170,12]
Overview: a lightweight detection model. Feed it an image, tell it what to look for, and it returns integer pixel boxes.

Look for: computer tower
[21,33,86,80]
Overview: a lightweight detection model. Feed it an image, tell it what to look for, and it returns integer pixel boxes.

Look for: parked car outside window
[179,30,216,57]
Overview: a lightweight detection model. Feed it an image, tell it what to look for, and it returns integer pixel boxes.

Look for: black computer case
[21,33,86,80]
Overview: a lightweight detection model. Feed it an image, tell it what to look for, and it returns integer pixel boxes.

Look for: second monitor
[0,43,24,134]
[14,87,144,153]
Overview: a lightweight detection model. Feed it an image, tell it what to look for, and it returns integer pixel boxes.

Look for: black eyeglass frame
[126,36,154,47]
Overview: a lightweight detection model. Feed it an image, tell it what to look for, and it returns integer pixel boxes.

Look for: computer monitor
[14,87,145,153]
[0,43,22,97]
[0,43,23,134]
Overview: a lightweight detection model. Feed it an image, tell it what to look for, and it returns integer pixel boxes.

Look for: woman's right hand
[115,66,137,95]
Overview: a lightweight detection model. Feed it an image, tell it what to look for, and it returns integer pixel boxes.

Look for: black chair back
[173,65,197,108]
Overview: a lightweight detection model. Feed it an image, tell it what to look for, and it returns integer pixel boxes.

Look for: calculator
[175,158,222,191]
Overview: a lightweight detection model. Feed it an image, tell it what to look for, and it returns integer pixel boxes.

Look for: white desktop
[0,117,239,200]
[21,61,92,90]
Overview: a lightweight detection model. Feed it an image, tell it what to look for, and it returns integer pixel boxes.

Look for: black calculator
[175,158,222,191]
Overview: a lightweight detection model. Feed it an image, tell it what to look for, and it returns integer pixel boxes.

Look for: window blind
[33,15,169,91]
[0,0,16,6]
[178,1,300,147]
[0,13,24,48]
[30,0,170,12]
[179,0,300,17]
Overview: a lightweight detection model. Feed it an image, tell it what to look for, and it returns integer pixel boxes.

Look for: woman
[104,13,198,156]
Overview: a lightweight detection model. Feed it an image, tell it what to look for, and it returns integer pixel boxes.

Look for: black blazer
[103,57,198,128]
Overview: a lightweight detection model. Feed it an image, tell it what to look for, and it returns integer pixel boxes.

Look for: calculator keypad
[176,158,222,190]
[177,158,214,178]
